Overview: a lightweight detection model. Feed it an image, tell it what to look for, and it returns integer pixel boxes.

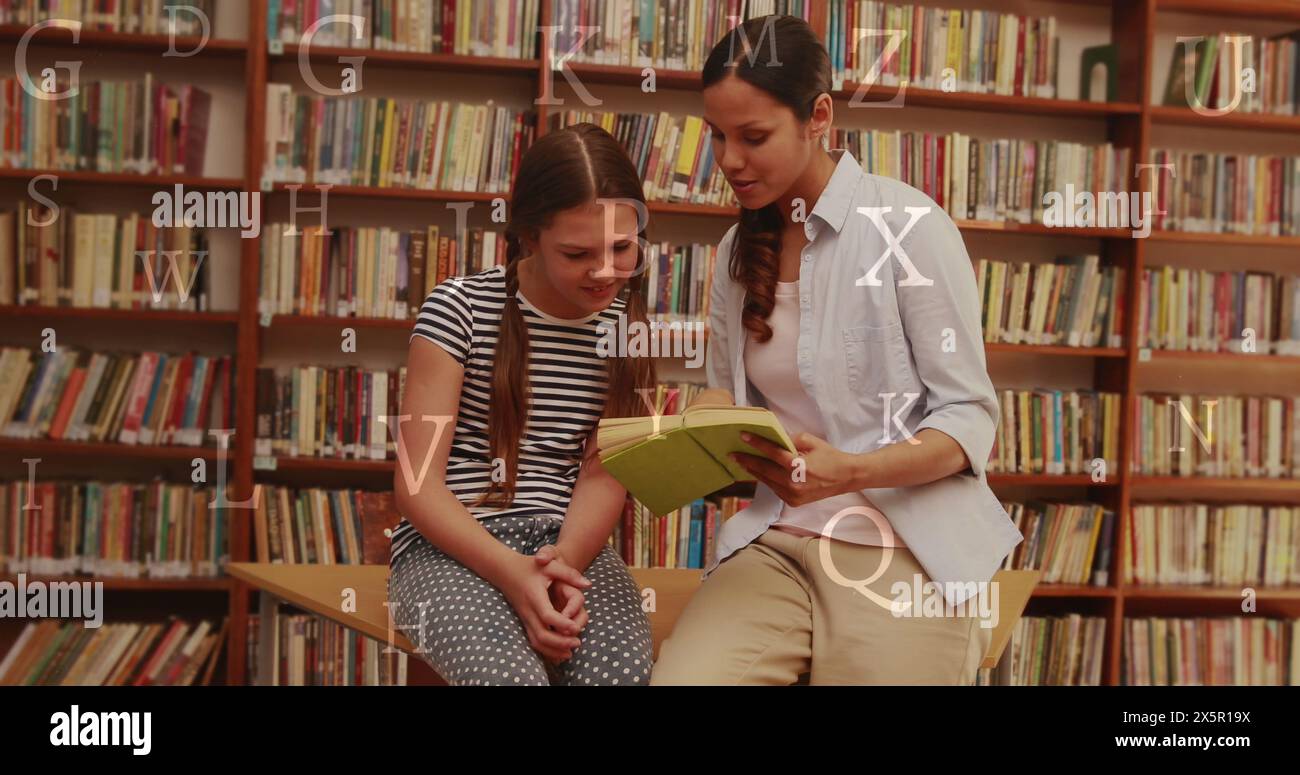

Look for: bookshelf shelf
[1148,105,1300,134]
[1147,230,1300,248]
[0,24,248,56]
[0,168,244,189]
[0,574,232,592]
[1032,584,1116,598]
[274,43,538,75]
[1142,349,1300,367]
[0,306,239,325]
[985,343,1126,358]
[1122,585,1300,601]
[0,438,222,461]
[269,183,504,203]
[1131,476,1300,499]
[987,473,1117,487]
[263,456,395,474]
[1155,0,1300,23]
[264,314,413,331]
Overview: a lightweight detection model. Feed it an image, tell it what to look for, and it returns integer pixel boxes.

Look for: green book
[597,406,796,517]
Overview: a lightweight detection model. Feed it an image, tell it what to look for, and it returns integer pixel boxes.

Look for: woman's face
[523,200,642,317]
[703,74,830,211]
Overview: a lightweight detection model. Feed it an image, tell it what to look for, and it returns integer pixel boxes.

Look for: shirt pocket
[841,322,914,396]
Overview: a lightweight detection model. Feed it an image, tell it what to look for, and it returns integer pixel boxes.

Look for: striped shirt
[389,264,625,562]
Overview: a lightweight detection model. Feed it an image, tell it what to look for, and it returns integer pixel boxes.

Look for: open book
[596,405,796,516]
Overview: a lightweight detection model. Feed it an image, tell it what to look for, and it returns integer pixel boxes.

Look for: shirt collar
[808,148,863,235]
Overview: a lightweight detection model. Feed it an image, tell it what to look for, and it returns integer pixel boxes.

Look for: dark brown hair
[702,15,831,343]
[477,123,658,508]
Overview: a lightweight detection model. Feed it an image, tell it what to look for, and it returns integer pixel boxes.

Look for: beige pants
[651,527,992,685]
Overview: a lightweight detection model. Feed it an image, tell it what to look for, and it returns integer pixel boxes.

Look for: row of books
[823,2,1059,98]
[0,75,211,176]
[1124,616,1300,686]
[258,223,507,320]
[250,484,367,565]
[0,617,226,686]
[1163,31,1300,116]
[636,242,716,323]
[267,0,540,59]
[0,206,212,310]
[1000,500,1115,587]
[550,111,735,206]
[974,255,1125,348]
[547,0,800,72]
[1137,267,1300,355]
[1149,149,1300,237]
[977,614,1106,686]
[0,347,234,447]
[987,389,1121,477]
[1132,394,1299,479]
[247,607,406,686]
[1128,503,1300,588]
[264,86,535,193]
[0,1,217,34]
[253,364,406,461]
[0,479,227,578]
[834,128,1130,228]
[612,494,750,570]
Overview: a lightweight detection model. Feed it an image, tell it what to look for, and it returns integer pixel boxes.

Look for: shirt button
[801,296,810,304]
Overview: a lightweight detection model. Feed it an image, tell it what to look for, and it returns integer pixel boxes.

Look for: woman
[387,124,656,685]
[650,15,1023,685]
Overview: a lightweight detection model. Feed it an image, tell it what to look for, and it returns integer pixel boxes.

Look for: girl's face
[522,200,642,317]
[703,74,832,211]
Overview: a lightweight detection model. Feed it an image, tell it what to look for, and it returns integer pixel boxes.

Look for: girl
[651,16,1023,685]
[387,123,656,686]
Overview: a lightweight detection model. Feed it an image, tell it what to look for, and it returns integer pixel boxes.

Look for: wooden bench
[228,493,1038,684]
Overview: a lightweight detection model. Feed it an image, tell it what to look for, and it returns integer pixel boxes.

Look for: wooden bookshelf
[3,0,1299,687]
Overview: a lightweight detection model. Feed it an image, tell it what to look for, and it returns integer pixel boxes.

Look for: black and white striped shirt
[389,264,625,563]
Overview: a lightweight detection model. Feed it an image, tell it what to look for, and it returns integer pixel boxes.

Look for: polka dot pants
[387,514,653,686]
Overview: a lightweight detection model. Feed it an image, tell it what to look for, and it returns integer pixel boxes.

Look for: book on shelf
[0,617,227,687]
[1162,30,1300,116]
[1125,616,1300,686]
[987,388,1121,476]
[254,364,406,461]
[833,128,1130,228]
[1133,393,1300,478]
[259,222,507,319]
[263,84,535,192]
[1128,502,1300,588]
[977,614,1106,686]
[0,1,217,34]
[0,75,211,176]
[550,110,736,206]
[0,204,212,310]
[1138,266,1300,355]
[975,255,1125,348]
[613,494,753,570]
[0,346,233,447]
[247,606,406,686]
[268,0,540,59]
[596,404,795,517]
[822,1,1059,98]
[1150,149,1300,237]
[639,241,717,323]
[0,479,228,579]
[548,0,804,71]
[1000,500,1114,587]
[250,484,369,565]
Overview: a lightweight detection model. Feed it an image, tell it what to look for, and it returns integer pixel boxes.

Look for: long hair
[476,123,658,508]
[702,15,831,343]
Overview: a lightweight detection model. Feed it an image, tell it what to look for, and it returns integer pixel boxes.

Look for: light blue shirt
[704,148,1023,606]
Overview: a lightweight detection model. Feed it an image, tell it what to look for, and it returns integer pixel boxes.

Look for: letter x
[855,206,934,287]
